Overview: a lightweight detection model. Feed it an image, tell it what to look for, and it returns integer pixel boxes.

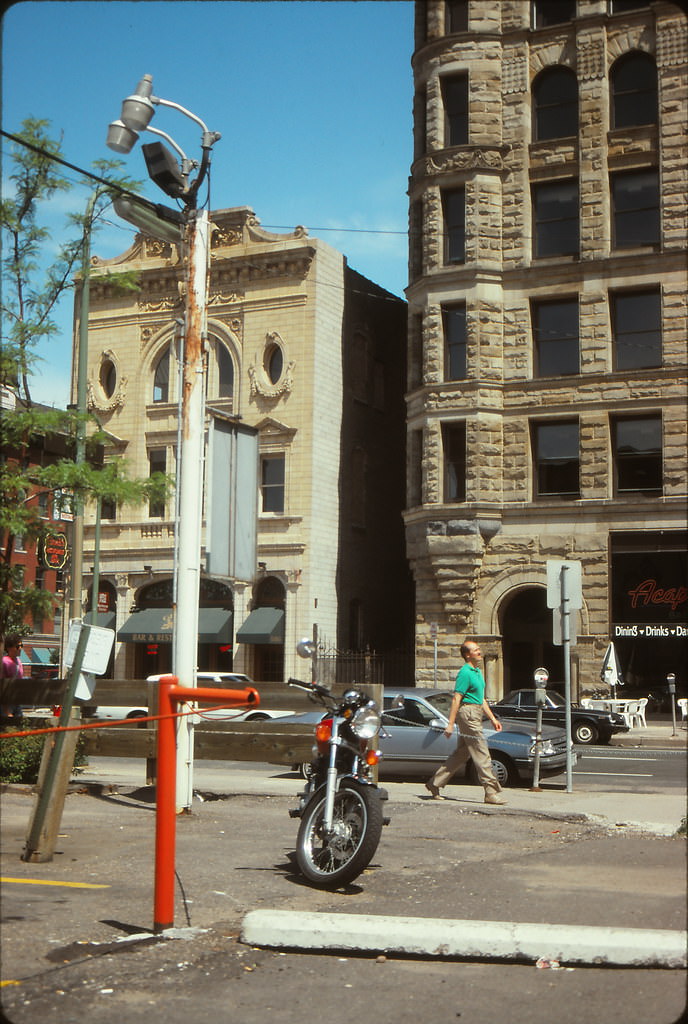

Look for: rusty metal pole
[173,208,210,812]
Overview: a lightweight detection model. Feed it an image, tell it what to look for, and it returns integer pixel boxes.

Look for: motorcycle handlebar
[287,677,332,699]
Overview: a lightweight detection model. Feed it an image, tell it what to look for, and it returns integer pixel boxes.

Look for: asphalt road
[1,781,686,1024]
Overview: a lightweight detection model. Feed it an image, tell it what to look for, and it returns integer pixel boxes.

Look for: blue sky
[2,0,414,406]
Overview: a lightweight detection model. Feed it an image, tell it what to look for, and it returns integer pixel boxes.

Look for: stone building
[406,0,687,696]
[79,208,412,682]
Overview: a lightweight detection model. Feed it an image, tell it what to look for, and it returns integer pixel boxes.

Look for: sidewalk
[609,719,687,749]
[75,726,687,838]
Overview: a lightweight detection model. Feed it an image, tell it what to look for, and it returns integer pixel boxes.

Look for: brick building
[405,0,687,696]
[80,208,412,682]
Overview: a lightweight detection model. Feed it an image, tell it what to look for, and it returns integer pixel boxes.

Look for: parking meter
[534,667,549,706]
[668,673,677,736]
[667,672,676,694]
[531,668,549,790]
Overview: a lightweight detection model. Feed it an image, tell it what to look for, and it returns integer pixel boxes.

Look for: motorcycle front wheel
[295,779,384,889]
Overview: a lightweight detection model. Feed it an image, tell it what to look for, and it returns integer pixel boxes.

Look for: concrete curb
[241,910,687,969]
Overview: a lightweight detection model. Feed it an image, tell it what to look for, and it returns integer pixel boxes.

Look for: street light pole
[107,75,220,810]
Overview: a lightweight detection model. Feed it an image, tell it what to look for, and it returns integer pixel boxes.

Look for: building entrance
[500,587,564,693]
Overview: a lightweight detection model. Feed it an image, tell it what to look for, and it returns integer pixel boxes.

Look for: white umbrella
[601,642,624,698]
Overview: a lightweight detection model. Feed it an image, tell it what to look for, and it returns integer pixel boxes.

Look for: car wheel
[574,720,599,744]
[127,710,148,729]
[298,761,313,780]
[245,712,270,721]
[467,753,517,788]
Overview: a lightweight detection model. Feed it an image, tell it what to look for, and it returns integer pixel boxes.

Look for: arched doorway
[500,587,564,693]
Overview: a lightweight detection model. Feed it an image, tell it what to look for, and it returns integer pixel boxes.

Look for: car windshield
[424,692,453,719]
[546,692,566,708]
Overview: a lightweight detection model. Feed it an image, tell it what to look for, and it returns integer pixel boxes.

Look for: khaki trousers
[430,703,502,797]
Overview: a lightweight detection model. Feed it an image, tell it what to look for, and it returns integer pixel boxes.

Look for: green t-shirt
[454,662,485,705]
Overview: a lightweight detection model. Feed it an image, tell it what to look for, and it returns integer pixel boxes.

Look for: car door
[379,697,455,774]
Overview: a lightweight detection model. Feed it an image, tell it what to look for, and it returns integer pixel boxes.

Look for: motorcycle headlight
[350,702,381,740]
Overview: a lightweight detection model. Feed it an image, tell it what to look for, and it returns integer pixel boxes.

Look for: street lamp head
[120,74,156,132]
[106,119,139,154]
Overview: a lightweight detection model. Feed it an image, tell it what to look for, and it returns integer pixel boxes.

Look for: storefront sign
[41,532,68,570]
[613,624,687,638]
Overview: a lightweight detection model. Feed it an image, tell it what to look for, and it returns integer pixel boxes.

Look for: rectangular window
[446,0,469,33]
[442,188,465,264]
[442,304,467,380]
[261,454,285,514]
[442,422,466,503]
[533,420,580,497]
[611,170,660,249]
[613,415,662,494]
[409,429,423,507]
[101,496,117,520]
[533,180,579,258]
[414,88,426,162]
[148,449,166,518]
[442,75,468,147]
[531,298,579,377]
[532,0,576,28]
[38,491,50,519]
[611,290,662,371]
[410,199,423,279]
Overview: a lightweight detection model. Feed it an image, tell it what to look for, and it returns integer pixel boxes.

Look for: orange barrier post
[153,674,259,933]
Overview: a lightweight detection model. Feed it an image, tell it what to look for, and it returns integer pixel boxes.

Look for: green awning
[30,647,56,666]
[84,611,117,631]
[236,607,284,645]
[118,607,232,644]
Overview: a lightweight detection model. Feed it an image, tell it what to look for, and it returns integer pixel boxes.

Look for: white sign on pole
[546,560,583,610]
[552,608,580,646]
[64,620,115,676]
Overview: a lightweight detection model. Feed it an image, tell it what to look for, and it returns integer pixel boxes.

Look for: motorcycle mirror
[296,637,317,659]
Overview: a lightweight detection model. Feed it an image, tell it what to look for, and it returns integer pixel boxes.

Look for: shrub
[0,721,87,784]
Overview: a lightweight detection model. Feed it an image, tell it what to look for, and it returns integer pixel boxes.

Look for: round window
[264,344,283,385]
[100,358,117,398]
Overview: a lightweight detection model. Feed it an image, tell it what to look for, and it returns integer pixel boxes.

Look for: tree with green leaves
[1,119,169,640]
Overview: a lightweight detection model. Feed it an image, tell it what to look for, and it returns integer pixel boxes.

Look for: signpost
[547,560,583,793]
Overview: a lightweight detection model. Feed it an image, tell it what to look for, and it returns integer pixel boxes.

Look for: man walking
[426,640,506,805]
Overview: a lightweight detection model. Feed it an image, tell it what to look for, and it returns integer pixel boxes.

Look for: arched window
[153,347,170,403]
[611,52,658,129]
[216,342,234,398]
[533,67,578,141]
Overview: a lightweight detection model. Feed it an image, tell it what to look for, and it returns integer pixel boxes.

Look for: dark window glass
[613,416,662,493]
[533,67,578,140]
[261,455,285,514]
[100,359,116,398]
[442,422,466,502]
[446,0,469,33]
[609,2,649,14]
[533,421,580,496]
[266,345,283,385]
[217,344,234,397]
[612,290,662,370]
[442,188,465,264]
[101,497,117,520]
[612,170,660,248]
[611,53,657,129]
[532,299,579,376]
[532,0,576,28]
[410,200,423,278]
[153,348,170,403]
[442,75,468,147]
[442,305,467,380]
[533,180,579,257]
[148,449,166,518]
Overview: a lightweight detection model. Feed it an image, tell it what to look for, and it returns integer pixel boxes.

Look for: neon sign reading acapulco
[627,578,687,613]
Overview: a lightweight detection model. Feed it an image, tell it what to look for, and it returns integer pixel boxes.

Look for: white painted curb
[241,910,687,968]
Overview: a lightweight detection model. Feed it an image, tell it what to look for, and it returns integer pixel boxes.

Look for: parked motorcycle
[287,670,389,889]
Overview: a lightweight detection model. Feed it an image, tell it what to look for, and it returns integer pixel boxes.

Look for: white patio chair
[634,697,648,728]
[677,698,687,723]
[621,700,640,729]
[580,698,592,709]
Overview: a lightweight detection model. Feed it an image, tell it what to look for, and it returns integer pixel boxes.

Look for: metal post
[561,566,573,793]
[173,208,210,811]
[667,673,677,737]
[154,674,177,932]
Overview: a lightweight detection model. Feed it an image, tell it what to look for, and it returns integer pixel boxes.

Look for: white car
[83,673,291,724]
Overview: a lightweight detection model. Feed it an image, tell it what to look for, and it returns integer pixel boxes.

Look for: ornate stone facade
[407,1,687,696]
[78,208,411,681]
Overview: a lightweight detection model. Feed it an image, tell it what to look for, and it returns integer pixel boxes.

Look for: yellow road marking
[1,980,21,987]
[1,876,109,889]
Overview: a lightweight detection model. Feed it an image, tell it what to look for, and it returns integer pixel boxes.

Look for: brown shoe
[425,781,444,800]
[484,793,507,805]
